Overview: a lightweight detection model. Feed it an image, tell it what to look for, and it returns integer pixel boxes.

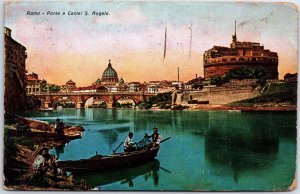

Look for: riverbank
[4,116,89,190]
[188,104,296,112]
[178,82,297,112]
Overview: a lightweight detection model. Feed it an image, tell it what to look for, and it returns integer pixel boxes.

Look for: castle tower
[232,20,237,43]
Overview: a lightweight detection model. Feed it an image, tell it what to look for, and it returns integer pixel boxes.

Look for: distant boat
[39,107,54,111]
[57,106,63,110]
[228,109,241,113]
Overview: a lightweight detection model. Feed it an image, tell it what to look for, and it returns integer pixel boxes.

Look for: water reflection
[76,109,86,117]
[131,110,209,135]
[204,126,279,183]
[21,109,296,190]
[73,159,160,188]
[55,145,65,159]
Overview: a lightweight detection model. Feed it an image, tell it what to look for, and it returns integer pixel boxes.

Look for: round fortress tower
[203,21,278,79]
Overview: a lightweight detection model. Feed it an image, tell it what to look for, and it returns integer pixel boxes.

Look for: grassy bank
[228,82,297,107]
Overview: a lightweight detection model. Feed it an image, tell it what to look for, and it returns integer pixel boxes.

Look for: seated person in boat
[135,133,152,150]
[54,118,65,139]
[146,127,162,148]
[124,132,137,152]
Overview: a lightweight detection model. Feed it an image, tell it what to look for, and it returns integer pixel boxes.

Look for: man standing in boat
[124,132,136,152]
[146,127,162,148]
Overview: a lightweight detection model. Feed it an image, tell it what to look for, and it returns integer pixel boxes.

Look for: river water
[21,109,296,191]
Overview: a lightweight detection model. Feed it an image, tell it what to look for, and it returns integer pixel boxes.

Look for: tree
[40,79,61,92]
[210,67,271,86]
[210,76,224,86]
[40,79,48,92]
[138,92,172,109]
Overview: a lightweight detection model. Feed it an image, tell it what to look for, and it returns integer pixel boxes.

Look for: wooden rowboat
[57,146,160,172]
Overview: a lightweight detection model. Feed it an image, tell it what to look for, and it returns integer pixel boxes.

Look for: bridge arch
[52,96,77,108]
[115,96,139,105]
[83,96,110,108]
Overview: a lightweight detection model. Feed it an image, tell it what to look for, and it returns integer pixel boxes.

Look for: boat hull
[57,146,159,172]
[73,159,160,187]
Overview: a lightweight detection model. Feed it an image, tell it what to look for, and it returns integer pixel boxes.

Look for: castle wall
[182,87,258,105]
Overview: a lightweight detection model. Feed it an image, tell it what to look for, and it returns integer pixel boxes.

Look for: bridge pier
[76,95,83,108]
[106,94,116,108]
[76,102,83,108]
[106,102,114,109]
[172,90,183,105]
[44,95,51,108]
[171,91,177,105]
[44,102,51,108]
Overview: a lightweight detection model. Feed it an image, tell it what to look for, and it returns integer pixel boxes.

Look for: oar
[113,142,123,153]
[159,166,172,174]
[160,137,171,144]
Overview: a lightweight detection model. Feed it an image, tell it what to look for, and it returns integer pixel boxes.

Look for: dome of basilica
[102,60,118,78]
[101,60,119,85]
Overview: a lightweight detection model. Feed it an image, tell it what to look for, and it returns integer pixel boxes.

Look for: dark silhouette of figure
[55,118,65,139]
[147,127,162,148]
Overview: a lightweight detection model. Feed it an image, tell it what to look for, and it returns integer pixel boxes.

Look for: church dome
[119,77,124,84]
[102,60,118,78]
[101,60,119,85]
[66,79,76,85]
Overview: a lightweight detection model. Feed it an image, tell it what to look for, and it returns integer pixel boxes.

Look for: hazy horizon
[5,1,297,87]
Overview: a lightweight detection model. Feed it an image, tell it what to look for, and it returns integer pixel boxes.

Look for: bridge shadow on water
[72,159,161,188]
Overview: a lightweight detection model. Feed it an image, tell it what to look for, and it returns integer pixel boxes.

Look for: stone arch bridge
[34,91,156,108]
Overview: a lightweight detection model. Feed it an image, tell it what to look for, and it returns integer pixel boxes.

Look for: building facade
[4,27,27,113]
[203,23,278,79]
[284,73,297,83]
[128,82,140,92]
[26,72,41,94]
[61,79,76,92]
[185,76,204,90]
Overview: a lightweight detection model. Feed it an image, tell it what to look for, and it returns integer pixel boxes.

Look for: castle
[203,21,278,79]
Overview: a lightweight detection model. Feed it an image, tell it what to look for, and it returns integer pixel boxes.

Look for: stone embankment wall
[180,86,259,105]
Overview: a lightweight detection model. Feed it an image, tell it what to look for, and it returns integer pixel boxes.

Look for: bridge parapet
[33,91,156,108]
[33,91,155,96]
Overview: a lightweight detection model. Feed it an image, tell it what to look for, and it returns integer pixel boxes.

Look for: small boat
[228,109,241,113]
[57,106,63,110]
[26,129,82,140]
[57,146,160,172]
[39,107,54,111]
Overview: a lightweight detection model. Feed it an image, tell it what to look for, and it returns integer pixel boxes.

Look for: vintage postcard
[3,0,297,191]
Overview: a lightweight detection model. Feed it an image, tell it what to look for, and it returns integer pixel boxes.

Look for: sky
[4,1,298,86]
